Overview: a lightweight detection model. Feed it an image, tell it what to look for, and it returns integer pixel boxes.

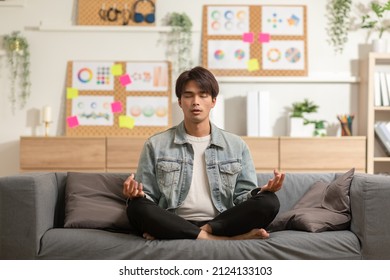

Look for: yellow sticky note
[247,58,260,72]
[111,64,123,76]
[66,88,79,99]
[119,115,135,129]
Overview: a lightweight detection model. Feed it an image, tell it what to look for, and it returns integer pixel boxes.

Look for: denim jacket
[135,121,259,214]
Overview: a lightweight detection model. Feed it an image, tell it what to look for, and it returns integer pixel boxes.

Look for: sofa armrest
[350,173,390,260]
[0,173,59,259]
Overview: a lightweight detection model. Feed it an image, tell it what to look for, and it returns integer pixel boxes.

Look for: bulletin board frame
[77,0,157,26]
[202,5,308,77]
[65,60,172,137]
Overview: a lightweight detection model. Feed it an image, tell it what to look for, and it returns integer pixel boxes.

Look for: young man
[123,66,284,240]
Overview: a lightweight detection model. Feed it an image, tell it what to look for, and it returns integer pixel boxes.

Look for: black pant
[126,191,280,240]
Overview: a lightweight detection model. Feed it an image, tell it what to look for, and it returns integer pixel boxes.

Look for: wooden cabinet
[20,137,106,172]
[280,137,366,173]
[20,136,366,173]
[359,53,390,174]
[242,137,279,172]
[106,137,147,172]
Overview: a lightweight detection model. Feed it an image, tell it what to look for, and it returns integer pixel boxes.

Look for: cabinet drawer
[280,137,366,172]
[242,137,279,172]
[106,137,147,172]
[20,137,106,171]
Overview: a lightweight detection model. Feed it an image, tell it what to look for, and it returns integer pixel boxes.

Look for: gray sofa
[1,171,390,260]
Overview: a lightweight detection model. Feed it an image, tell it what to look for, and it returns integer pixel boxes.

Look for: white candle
[43,106,52,122]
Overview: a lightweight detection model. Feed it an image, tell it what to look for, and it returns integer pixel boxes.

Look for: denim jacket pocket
[219,161,242,189]
[156,160,181,195]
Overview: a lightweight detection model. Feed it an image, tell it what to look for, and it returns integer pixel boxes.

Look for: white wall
[0,0,386,176]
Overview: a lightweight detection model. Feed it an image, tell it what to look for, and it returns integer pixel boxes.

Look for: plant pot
[288,117,315,137]
[372,39,388,53]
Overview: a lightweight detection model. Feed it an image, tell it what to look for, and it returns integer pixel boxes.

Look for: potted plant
[326,0,352,54]
[288,99,319,137]
[2,31,31,112]
[360,0,390,52]
[163,12,193,75]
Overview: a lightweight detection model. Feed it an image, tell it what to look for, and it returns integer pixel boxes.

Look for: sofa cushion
[64,172,130,231]
[267,168,354,233]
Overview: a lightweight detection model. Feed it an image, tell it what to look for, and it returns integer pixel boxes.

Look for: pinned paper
[119,74,132,86]
[111,101,123,113]
[111,64,123,76]
[247,58,260,72]
[119,115,135,129]
[242,32,254,43]
[66,88,79,99]
[259,33,270,43]
[67,116,79,128]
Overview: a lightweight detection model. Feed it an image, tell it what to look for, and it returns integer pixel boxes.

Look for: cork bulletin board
[77,0,156,26]
[65,61,172,136]
[202,5,308,77]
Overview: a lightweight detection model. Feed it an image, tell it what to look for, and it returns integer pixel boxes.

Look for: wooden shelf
[0,0,25,7]
[27,21,201,33]
[359,52,390,174]
[217,75,359,84]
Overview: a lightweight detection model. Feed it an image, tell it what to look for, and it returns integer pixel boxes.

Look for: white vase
[372,39,388,53]
[288,117,315,137]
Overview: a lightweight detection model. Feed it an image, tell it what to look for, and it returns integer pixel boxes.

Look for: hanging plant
[164,12,193,75]
[326,0,352,54]
[361,0,390,39]
[2,31,31,112]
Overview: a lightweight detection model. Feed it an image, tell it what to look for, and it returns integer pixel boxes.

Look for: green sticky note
[247,58,260,72]
[119,115,135,129]
[66,88,79,99]
[111,64,123,76]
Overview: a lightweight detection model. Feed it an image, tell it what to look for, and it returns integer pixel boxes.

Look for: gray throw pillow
[267,168,354,233]
[64,172,131,231]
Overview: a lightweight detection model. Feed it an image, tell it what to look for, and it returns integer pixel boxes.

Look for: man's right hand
[123,174,145,199]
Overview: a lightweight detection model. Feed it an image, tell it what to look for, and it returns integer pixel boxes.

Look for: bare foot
[142,232,155,240]
[197,228,269,240]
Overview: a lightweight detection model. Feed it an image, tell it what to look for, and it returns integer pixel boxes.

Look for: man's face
[178,80,216,124]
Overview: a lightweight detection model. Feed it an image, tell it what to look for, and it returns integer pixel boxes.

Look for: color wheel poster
[208,40,249,69]
[261,6,304,36]
[72,62,114,91]
[262,40,305,70]
[126,96,168,126]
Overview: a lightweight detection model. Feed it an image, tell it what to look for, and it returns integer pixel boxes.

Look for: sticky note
[111,101,123,113]
[242,32,254,43]
[119,74,132,86]
[66,88,79,99]
[111,64,123,76]
[259,33,270,43]
[247,58,260,72]
[119,115,135,129]
[67,116,79,128]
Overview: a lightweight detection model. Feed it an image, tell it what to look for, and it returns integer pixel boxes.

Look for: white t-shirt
[176,134,218,221]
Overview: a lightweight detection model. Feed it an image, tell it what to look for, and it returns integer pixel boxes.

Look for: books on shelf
[374,122,390,155]
[246,91,271,137]
[374,71,390,107]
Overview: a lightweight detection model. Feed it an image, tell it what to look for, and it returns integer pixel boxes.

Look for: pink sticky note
[242,32,254,43]
[67,116,79,128]
[120,74,132,86]
[259,33,270,43]
[111,101,122,113]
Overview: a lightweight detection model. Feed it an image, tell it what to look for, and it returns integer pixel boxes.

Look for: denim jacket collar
[174,121,226,149]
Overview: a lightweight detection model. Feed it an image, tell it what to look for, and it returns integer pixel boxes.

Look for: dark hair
[175,66,219,99]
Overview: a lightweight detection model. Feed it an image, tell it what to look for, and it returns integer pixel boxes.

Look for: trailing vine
[2,31,31,112]
[326,0,352,54]
[164,12,193,75]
